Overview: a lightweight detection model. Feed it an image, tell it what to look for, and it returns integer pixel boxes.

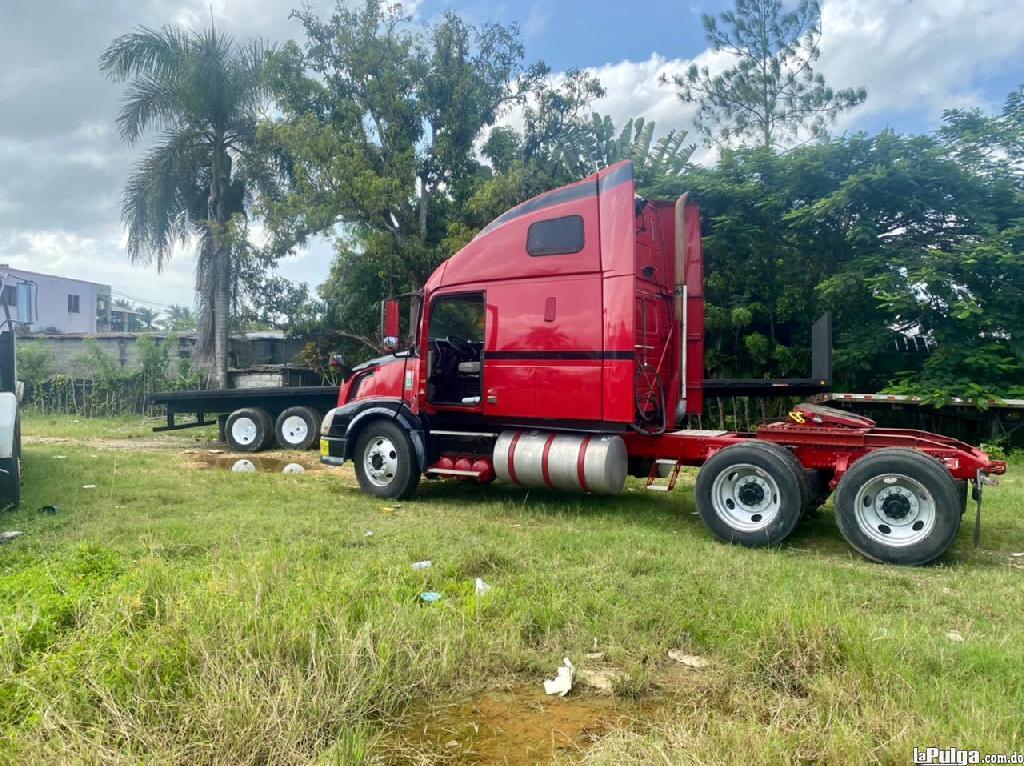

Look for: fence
[20,376,201,418]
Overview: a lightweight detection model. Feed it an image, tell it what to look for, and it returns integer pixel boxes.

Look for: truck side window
[526,215,584,256]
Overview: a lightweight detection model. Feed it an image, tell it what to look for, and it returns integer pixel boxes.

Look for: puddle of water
[392,685,658,765]
[186,455,323,473]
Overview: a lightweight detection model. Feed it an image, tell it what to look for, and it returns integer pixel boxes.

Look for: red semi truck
[319,161,1006,566]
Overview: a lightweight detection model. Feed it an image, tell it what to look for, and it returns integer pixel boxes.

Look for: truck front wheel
[834,448,961,566]
[353,420,421,499]
[695,442,804,547]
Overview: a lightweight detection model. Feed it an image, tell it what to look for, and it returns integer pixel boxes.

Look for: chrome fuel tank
[493,430,627,494]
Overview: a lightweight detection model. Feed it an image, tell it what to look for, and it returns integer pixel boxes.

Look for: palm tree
[100,25,271,386]
[165,303,197,331]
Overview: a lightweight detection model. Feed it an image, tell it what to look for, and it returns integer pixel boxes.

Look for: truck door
[425,292,485,410]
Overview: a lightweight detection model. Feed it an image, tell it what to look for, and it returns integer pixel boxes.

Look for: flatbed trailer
[310,160,1006,566]
[150,385,340,452]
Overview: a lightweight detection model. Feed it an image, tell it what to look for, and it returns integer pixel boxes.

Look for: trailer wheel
[275,407,322,451]
[834,449,961,566]
[353,420,420,499]
[225,408,275,453]
[0,417,21,509]
[695,442,804,547]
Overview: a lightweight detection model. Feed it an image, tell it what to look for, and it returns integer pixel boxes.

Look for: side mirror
[380,299,400,350]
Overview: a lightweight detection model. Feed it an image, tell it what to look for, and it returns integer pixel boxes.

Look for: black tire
[955,479,969,516]
[834,448,961,566]
[275,407,322,451]
[0,417,21,510]
[353,419,421,499]
[744,441,816,516]
[225,408,275,453]
[695,441,804,548]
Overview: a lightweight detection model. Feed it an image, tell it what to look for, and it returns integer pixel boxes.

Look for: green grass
[1,415,1022,764]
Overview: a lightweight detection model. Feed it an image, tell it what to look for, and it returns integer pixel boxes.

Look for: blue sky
[1,0,1023,311]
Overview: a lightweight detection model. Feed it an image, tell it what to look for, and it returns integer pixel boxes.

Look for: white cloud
[513,0,1024,165]
[818,0,1024,129]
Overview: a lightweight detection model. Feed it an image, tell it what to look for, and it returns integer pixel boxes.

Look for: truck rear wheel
[695,442,804,547]
[275,407,322,450]
[353,420,420,499]
[225,408,275,453]
[834,449,961,566]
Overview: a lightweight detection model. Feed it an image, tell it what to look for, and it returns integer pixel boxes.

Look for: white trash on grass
[474,577,492,596]
[667,649,711,668]
[411,560,432,570]
[543,657,574,697]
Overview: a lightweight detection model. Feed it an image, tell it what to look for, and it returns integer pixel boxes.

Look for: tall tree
[100,24,272,386]
[662,0,865,150]
[263,0,543,336]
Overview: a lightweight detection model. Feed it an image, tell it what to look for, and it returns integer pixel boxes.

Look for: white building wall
[0,266,107,334]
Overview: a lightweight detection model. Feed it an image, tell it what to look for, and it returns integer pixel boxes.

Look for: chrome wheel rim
[281,415,309,445]
[853,473,936,546]
[711,463,781,532]
[231,417,258,446]
[363,436,398,487]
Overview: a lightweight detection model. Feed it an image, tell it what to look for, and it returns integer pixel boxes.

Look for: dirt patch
[389,684,663,765]
[25,435,216,452]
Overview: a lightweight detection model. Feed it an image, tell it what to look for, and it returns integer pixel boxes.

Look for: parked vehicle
[150,377,340,453]
[0,275,24,508]
[316,161,1007,566]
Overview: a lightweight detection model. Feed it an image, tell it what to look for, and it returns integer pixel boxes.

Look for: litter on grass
[0,531,24,544]
[667,650,710,668]
[419,591,442,603]
[946,630,965,642]
[543,657,574,697]
[38,506,58,515]
[411,560,432,570]
[53,455,67,460]
[475,577,492,596]
[364,530,374,537]
[82,484,97,490]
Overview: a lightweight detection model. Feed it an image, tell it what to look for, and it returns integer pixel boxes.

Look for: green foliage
[24,337,199,417]
[164,305,197,332]
[647,118,1024,401]
[14,341,53,388]
[551,114,693,188]
[662,0,866,149]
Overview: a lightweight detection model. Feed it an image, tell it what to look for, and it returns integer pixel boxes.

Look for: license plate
[320,438,329,457]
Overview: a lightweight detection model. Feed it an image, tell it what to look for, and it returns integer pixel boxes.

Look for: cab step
[646,459,682,492]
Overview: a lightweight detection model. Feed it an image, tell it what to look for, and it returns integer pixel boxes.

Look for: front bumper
[320,436,348,467]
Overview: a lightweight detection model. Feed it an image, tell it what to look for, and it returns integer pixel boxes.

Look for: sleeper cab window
[526,215,584,257]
